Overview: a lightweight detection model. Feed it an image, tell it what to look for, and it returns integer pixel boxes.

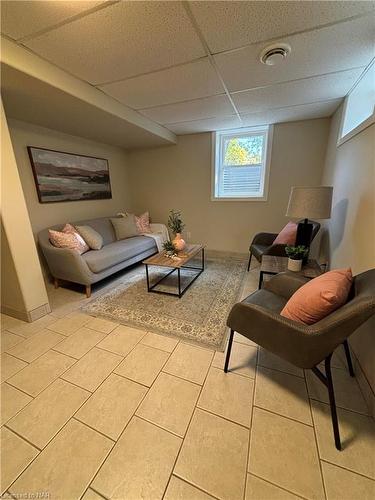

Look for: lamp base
[296,219,313,262]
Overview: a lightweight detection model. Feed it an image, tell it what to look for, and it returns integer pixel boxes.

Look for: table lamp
[286,186,333,248]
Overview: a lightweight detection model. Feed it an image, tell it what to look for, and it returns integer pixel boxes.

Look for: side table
[259,255,323,289]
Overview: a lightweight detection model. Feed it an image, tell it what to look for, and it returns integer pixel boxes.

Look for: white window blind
[212,126,272,200]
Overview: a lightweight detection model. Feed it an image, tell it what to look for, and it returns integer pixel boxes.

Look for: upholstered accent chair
[247,219,321,271]
[225,269,375,450]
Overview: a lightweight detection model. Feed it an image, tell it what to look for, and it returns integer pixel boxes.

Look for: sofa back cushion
[281,268,353,324]
[111,215,139,240]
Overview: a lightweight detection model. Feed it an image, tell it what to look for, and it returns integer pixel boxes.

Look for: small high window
[212,125,273,201]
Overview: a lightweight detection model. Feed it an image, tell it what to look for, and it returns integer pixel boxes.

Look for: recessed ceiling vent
[260,43,291,66]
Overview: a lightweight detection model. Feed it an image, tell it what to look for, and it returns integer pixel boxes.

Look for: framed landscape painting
[27,146,112,203]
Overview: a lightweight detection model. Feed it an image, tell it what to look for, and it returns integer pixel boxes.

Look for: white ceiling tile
[214,16,375,92]
[240,100,342,127]
[0,0,104,40]
[98,58,223,109]
[189,0,375,53]
[24,1,206,85]
[232,68,363,113]
[167,115,241,135]
[140,94,235,124]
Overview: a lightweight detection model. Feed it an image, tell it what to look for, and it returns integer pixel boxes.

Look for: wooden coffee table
[143,244,205,298]
[259,255,322,289]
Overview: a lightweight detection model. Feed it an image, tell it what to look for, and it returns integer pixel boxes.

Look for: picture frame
[27,146,112,203]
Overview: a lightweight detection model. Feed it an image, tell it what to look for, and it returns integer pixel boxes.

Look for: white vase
[288,258,302,272]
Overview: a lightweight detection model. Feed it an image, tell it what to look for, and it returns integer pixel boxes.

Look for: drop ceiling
[1,0,374,138]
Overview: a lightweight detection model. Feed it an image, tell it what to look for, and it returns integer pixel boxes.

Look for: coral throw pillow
[49,224,89,254]
[273,221,298,245]
[135,212,151,233]
[281,268,353,324]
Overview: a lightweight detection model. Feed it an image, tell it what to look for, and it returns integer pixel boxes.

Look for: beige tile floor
[1,268,374,500]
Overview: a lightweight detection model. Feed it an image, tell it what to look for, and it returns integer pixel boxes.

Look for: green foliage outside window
[224,135,263,166]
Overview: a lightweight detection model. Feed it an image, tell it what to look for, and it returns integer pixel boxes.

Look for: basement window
[339,61,375,145]
[212,125,273,201]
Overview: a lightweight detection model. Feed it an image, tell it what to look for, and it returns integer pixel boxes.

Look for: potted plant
[285,245,308,272]
[168,209,186,251]
[163,240,177,258]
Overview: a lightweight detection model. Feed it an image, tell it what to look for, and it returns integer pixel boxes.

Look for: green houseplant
[285,245,308,272]
[163,240,177,258]
[168,209,186,251]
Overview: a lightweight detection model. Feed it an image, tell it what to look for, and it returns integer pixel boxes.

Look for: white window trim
[337,60,375,146]
[211,125,273,202]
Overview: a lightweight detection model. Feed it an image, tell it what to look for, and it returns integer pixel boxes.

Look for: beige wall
[128,118,330,253]
[1,102,50,321]
[321,105,375,407]
[8,119,132,236]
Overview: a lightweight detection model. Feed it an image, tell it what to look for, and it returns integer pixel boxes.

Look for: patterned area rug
[82,252,248,351]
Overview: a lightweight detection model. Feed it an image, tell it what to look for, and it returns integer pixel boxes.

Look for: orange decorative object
[172,233,186,251]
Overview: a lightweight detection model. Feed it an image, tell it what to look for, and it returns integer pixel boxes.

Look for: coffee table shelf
[143,244,205,298]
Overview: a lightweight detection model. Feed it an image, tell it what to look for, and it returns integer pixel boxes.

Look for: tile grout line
[244,346,259,500]
[72,417,116,444]
[252,404,314,428]
[79,337,186,496]
[3,424,42,452]
[319,458,375,482]
[161,354,214,499]
[248,472,312,500]
[303,368,328,500]
[168,474,220,500]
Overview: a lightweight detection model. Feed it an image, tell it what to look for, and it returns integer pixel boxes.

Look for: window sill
[337,113,374,147]
[210,196,268,202]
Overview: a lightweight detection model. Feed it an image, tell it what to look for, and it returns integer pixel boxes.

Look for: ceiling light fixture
[260,43,291,66]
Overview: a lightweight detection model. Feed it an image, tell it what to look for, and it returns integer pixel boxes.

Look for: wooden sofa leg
[224,329,235,373]
[54,278,59,289]
[85,285,91,298]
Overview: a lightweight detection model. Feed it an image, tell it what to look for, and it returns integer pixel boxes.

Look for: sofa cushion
[83,236,156,273]
[273,221,298,245]
[281,268,353,324]
[73,218,117,245]
[111,215,139,240]
[75,225,103,250]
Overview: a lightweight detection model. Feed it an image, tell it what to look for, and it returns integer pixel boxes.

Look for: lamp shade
[286,186,333,219]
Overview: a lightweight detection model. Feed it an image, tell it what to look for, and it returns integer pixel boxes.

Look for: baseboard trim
[1,302,51,323]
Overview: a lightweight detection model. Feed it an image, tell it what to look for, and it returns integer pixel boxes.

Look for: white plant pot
[288,258,302,272]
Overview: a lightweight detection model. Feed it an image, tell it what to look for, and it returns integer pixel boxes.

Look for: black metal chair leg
[343,340,355,377]
[224,329,234,373]
[325,354,342,451]
[247,252,252,271]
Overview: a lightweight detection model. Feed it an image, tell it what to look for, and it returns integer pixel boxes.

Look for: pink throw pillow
[49,224,89,254]
[135,212,151,233]
[281,268,353,324]
[273,221,297,245]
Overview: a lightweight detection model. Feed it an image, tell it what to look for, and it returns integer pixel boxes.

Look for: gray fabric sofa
[38,216,158,297]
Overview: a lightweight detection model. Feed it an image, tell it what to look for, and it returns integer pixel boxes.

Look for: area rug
[82,252,248,351]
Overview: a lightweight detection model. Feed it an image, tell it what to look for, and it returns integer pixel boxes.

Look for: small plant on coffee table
[285,245,308,260]
[163,240,177,257]
[168,209,185,234]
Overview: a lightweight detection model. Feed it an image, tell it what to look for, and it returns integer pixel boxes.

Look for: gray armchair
[225,269,375,450]
[248,219,321,271]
